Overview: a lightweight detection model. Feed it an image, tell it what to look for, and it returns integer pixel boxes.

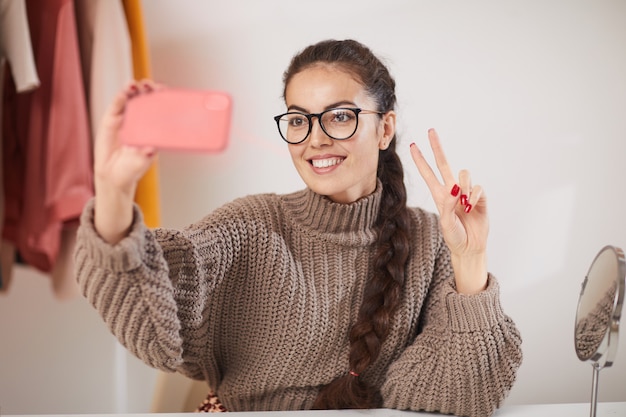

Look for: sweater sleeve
[74,200,182,371]
[73,198,224,379]
[381,255,523,417]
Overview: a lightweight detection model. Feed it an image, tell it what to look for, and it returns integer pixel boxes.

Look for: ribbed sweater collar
[280,180,382,246]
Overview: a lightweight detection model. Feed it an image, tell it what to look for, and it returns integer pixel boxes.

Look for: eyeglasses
[273,107,383,144]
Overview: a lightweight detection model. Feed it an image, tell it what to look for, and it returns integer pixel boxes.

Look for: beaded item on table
[195,391,227,413]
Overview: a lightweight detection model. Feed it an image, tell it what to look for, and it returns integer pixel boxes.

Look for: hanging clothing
[2,0,93,279]
[74,0,133,138]
[0,0,40,92]
[122,0,161,228]
[54,0,133,299]
[0,0,40,293]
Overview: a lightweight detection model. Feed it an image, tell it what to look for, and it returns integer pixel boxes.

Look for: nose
[308,116,333,146]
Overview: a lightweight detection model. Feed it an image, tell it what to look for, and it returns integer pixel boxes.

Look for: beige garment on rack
[74,0,133,139]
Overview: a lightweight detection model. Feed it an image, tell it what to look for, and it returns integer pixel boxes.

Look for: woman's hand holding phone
[92,80,232,244]
[94,80,159,245]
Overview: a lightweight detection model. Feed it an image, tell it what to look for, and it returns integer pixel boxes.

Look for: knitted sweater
[74,183,522,417]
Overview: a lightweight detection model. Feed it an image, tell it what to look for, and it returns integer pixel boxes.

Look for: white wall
[1,0,625,413]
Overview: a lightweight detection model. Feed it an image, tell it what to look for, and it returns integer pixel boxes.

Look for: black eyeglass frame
[273,107,384,144]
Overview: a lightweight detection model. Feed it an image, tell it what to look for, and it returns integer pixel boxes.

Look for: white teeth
[311,158,343,168]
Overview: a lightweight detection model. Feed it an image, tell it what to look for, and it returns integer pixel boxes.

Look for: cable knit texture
[74,184,522,417]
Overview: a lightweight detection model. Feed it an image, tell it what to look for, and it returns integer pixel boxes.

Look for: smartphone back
[119,88,232,152]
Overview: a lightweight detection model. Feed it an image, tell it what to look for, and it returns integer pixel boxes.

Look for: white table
[5,402,626,417]
[493,402,625,416]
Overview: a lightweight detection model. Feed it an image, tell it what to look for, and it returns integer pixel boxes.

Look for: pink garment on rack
[2,0,93,273]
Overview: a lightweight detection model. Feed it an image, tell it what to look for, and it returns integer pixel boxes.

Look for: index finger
[409,141,441,195]
[94,88,131,160]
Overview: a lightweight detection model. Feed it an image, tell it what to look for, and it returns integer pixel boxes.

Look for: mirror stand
[589,362,601,417]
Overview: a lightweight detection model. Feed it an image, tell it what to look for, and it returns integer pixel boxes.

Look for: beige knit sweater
[74,183,522,417]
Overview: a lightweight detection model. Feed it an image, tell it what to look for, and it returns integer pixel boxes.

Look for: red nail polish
[460,194,468,205]
[464,203,472,213]
[451,184,460,197]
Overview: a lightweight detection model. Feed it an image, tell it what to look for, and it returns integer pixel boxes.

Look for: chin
[299,176,338,195]
[306,182,341,197]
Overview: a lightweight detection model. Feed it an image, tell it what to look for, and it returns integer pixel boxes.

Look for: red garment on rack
[2,0,93,273]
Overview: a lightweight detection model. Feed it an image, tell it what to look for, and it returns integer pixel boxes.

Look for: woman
[74,39,522,417]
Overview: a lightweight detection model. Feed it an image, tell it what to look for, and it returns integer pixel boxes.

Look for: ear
[378,110,396,150]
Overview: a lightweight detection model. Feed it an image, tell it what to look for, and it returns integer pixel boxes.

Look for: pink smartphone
[119,88,232,152]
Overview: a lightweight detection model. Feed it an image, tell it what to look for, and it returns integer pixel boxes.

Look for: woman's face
[284,64,396,204]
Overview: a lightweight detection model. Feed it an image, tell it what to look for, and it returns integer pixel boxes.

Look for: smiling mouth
[310,157,344,168]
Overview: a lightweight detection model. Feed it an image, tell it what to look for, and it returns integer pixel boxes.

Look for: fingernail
[460,194,468,206]
[410,142,416,148]
[450,184,460,197]
[464,203,472,213]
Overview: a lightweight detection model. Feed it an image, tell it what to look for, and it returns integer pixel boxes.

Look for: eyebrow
[287,100,357,113]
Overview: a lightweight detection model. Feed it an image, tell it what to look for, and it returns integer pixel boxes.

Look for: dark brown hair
[282,39,411,409]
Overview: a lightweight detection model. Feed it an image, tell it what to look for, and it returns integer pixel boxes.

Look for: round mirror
[574,245,625,417]
[574,245,625,367]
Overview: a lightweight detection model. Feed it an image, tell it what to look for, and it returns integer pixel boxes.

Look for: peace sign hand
[410,129,489,294]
